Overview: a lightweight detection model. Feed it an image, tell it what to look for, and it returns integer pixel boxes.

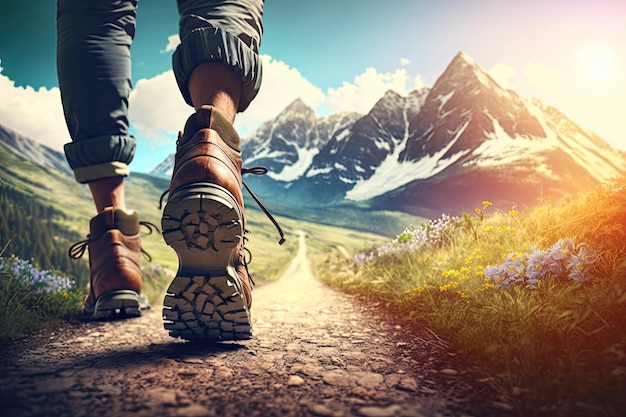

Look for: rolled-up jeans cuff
[64,134,135,183]
[173,26,262,112]
[72,162,131,183]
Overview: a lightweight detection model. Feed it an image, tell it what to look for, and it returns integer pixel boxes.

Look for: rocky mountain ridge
[0,123,72,176]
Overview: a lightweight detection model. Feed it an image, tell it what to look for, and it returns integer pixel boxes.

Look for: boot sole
[161,183,251,341]
[83,290,145,321]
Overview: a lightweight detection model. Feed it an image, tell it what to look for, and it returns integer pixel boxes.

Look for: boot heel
[161,183,251,340]
[161,183,244,273]
[89,290,142,320]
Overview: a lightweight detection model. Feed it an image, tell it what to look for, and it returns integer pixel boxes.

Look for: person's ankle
[88,176,127,213]
[188,62,242,123]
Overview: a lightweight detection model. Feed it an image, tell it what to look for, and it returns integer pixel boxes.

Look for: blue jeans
[56,0,264,183]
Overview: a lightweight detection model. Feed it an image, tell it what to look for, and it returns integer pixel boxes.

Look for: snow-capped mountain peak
[242,100,361,182]
[149,52,625,217]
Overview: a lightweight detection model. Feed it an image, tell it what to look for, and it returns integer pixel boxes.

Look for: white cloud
[488,62,564,96]
[162,34,181,53]
[235,55,325,132]
[0,65,68,151]
[126,55,324,141]
[125,56,431,146]
[128,70,191,144]
[400,57,411,66]
[488,63,517,90]
[411,74,428,91]
[126,58,425,143]
[522,62,561,89]
[325,68,411,114]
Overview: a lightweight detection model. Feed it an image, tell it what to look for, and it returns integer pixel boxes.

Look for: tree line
[0,184,89,289]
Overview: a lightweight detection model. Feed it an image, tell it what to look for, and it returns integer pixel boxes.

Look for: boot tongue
[89,207,140,239]
[179,106,241,152]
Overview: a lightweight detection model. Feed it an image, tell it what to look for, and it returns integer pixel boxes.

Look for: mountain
[238,88,430,206]
[147,99,362,181]
[149,51,626,217]
[148,153,175,179]
[0,117,414,241]
[243,99,362,182]
[0,123,72,176]
[367,52,626,216]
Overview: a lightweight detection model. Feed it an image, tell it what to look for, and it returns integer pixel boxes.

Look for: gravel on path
[0,231,506,417]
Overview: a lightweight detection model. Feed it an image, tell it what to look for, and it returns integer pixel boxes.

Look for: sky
[0,0,624,173]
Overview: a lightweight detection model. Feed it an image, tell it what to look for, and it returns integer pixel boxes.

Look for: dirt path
[0,231,498,417]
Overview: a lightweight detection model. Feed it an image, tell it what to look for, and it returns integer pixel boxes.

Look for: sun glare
[576,44,617,89]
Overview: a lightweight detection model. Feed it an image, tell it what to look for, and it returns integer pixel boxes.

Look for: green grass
[0,256,84,341]
[0,280,83,342]
[319,179,626,416]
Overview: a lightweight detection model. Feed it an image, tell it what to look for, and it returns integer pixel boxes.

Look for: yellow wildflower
[439,281,460,292]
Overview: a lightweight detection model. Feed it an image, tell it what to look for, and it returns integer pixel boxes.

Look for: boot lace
[68,221,160,262]
[241,236,256,287]
[241,166,286,245]
[157,166,286,245]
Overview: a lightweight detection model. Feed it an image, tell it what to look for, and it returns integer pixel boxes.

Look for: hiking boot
[69,207,157,320]
[161,106,255,341]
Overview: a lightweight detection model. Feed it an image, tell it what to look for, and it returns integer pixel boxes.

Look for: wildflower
[439,281,459,292]
[354,214,460,265]
[508,209,519,216]
[476,280,498,292]
[442,269,460,279]
[407,286,426,297]
[484,238,598,288]
[526,245,563,281]
[484,251,526,288]
[482,200,493,207]
[566,245,597,284]
[0,256,74,293]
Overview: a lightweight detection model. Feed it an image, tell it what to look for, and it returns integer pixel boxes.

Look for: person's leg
[188,62,242,123]
[174,0,264,115]
[160,0,266,341]
[88,177,127,213]
[57,0,149,320]
[57,0,138,211]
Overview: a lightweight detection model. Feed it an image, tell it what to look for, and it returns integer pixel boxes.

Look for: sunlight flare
[576,44,617,90]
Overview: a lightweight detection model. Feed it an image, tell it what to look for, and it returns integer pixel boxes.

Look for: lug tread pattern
[162,274,251,341]
[161,184,250,341]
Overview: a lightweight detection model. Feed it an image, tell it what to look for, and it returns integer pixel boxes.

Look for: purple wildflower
[0,255,75,293]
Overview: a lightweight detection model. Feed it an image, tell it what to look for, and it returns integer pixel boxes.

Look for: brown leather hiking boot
[69,207,156,320]
[161,106,255,341]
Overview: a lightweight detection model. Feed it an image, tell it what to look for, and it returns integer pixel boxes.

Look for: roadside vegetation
[0,251,84,341]
[318,177,626,416]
